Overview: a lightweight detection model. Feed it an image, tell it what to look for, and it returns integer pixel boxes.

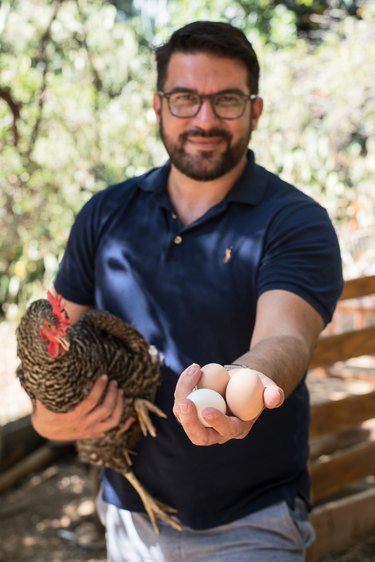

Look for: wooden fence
[307,275,375,561]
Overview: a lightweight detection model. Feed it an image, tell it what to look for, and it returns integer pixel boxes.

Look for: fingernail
[187,363,199,375]
[101,374,108,382]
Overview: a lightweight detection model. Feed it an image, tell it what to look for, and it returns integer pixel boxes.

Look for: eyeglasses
[157,90,258,120]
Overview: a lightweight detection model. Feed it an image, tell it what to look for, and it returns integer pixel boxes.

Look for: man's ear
[250,96,263,131]
[153,93,161,125]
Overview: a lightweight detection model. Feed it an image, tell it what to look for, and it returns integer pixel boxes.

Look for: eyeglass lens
[167,92,248,119]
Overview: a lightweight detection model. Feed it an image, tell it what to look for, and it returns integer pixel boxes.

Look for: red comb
[47,291,71,326]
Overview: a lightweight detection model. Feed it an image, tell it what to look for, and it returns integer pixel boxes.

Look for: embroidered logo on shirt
[223,246,233,264]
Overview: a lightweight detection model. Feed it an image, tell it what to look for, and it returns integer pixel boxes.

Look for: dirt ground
[0,452,374,562]
[1,321,374,562]
[0,452,107,562]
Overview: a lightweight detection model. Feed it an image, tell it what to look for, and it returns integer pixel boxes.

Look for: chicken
[16,291,181,533]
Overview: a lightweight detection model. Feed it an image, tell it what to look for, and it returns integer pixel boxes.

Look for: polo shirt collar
[226,150,268,206]
[137,149,268,207]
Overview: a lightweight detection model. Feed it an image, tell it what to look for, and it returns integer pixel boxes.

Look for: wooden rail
[309,325,375,369]
[307,275,375,561]
[340,274,375,300]
[310,390,375,438]
[310,440,375,501]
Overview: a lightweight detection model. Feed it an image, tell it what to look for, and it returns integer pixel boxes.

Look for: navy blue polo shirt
[55,150,343,529]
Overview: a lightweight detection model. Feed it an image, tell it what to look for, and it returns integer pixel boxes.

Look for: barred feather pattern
[16,300,162,474]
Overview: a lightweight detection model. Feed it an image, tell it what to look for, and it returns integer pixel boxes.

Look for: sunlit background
[1,0,374,320]
[0,3,374,559]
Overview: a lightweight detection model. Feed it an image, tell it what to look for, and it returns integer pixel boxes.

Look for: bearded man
[32,21,343,562]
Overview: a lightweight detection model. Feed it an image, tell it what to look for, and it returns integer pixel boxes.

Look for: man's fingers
[84,389,124,437]
[176,399,216,446]
[174,363,201,403]
[263,385,284,409]
[80,375,110,413]
[208,412,253,440]
[176,399,255,445]
[118,416,136,435]
[89,380,122,423]
[101,387,124,427]
[32,378,126,440]
[202,408,235,436]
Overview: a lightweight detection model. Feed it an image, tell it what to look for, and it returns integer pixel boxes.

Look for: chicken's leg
[134,398,167,437]
[123,469,181,533]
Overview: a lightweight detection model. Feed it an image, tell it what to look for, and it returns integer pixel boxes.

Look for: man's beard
[159,118,252,181]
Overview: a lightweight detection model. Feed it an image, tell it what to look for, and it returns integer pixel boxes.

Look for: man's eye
[173,93,198,104]
[216,95,242,106]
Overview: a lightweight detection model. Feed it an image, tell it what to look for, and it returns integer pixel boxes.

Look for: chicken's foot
[123,469,181,534]
[134,398,167,437]
[123,448,133,466]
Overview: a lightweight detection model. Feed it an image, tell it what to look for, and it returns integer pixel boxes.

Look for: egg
[225,368,264,421]
[187,388,227,427]
[226,367,244,378]
[197,363,230,396]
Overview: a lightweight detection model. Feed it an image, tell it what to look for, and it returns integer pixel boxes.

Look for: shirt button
[174,235,183,245]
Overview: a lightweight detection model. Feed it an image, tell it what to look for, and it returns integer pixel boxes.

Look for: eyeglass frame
[157,89,258,120]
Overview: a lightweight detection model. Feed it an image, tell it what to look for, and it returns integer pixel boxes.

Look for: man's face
[153,52,263,181]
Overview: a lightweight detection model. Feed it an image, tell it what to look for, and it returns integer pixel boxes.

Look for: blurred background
[1,0,374,321]
[0,1,374,561]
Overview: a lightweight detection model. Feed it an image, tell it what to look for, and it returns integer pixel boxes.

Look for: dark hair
[155,21,260,94]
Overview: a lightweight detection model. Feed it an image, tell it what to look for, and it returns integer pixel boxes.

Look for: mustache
[180,128,231,141]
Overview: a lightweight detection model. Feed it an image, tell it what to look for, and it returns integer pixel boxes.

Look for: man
[32,21,343,561]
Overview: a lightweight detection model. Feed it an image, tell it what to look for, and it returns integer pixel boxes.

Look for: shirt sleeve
[258,198,344,325]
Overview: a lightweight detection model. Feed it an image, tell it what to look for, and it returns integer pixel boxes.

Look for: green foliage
[252,9,375,276]
[0,0,163,318]
[0,0,374,318]
[135,0,363,45]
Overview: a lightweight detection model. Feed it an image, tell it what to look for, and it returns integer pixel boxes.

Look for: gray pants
[96,493,315,562]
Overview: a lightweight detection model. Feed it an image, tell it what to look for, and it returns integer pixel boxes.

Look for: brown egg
[225,368,264,421]
[187,388,227,427]
[197,363,230,397]
[226,367,243,378]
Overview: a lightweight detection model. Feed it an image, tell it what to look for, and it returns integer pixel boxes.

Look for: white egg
[225,368,264,421]
[187,388,227,427]
[197,363,230,396]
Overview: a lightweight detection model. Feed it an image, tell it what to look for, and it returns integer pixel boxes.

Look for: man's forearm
[235,335,311,398]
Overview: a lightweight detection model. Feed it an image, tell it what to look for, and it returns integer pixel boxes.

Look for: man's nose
[193,98,220,125]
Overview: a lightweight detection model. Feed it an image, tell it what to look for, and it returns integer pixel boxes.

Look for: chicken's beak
[56,336,70,352]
